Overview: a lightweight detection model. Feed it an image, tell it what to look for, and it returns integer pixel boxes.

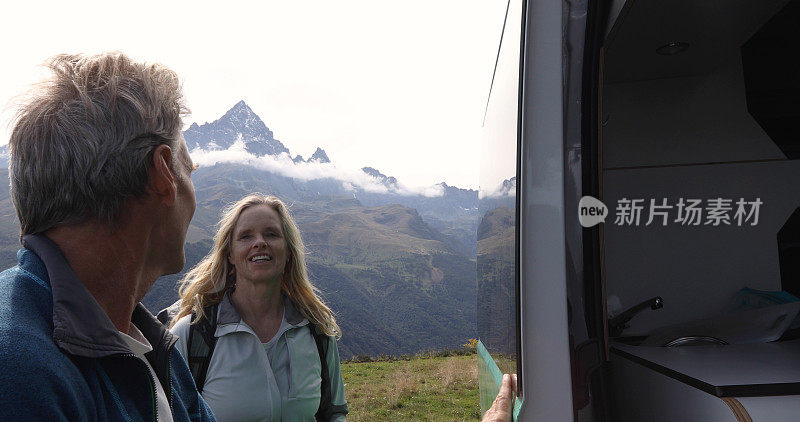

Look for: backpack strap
[156,300,182,326]
[310,323,333,421]
[186,303,219,394]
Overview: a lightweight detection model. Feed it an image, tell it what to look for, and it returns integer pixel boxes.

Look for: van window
[477,0,524,409]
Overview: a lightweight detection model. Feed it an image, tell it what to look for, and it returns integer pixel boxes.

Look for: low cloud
[190,138,444,197]
[479,178,516,199]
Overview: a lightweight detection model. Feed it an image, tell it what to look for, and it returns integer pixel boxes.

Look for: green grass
[342,354,481,421]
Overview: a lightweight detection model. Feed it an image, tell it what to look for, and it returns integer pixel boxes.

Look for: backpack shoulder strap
[186,303,219,394]
[310,323,332,421]
[156,299,182,326]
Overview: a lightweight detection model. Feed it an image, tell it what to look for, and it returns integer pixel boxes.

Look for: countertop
[611,339,800,397]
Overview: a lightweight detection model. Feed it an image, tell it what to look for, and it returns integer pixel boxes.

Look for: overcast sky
[0,1,506,189]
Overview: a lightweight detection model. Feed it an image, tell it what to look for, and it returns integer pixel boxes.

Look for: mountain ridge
[187,100,477,194]
[184,100,290,157]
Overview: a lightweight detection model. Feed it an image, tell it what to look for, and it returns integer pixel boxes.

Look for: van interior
[600,0,800,419]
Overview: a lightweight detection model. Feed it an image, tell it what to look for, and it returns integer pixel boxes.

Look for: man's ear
[149,144,177,206]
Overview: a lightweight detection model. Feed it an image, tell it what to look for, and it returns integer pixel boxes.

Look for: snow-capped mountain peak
[308,147,331,164]
[184,100,290,157]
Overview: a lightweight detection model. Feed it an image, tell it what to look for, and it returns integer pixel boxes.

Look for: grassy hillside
[342,354,481,421]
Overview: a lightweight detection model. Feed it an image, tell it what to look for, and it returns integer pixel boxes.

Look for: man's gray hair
[8,52,189,235]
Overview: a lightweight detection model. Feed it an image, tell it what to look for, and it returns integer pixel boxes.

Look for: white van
[478,0,800,420]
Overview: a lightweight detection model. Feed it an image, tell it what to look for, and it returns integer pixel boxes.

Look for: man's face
[165,136,197,273]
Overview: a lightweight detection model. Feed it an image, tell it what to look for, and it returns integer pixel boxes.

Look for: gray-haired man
[0,52,215,421]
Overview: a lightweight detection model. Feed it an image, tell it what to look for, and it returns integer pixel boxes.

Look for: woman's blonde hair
[171,194,340,338]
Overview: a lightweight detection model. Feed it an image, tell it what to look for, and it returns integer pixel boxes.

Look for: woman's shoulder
[170,313,194,336]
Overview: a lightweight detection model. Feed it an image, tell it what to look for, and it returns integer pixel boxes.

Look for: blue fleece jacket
[0,235,216,421]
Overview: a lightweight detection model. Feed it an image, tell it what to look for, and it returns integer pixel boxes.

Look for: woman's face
[228,205,290,286]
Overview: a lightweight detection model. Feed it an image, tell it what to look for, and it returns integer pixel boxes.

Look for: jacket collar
[215,289,308,337]
[21,234,177,361]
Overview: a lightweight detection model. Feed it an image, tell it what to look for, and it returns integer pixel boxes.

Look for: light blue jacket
[171,291,348,421]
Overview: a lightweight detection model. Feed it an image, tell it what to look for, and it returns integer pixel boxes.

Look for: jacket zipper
[286,332,293,395]
[122,353,158,422]
[167,360,173,412]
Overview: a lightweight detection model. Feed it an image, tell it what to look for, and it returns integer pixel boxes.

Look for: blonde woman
[167,194,347,421]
